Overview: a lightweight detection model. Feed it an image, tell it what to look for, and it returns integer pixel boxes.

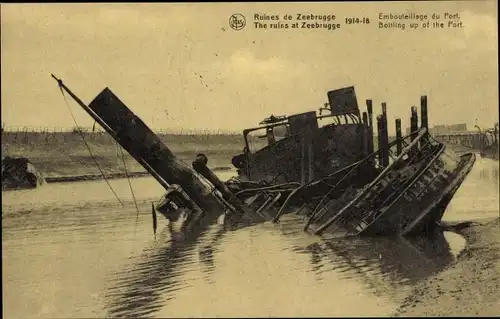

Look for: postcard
[2,2,498,318]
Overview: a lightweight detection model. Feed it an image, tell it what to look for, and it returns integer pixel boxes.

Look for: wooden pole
[410,106,419,158]
[362,112,369,126]
[420,95,429,148]
[420,96,428,130]
[362,112,369,156]
[381,103,389,167]
[366,100,374,154]
[411,106,419,134]
[377,115,384,167]
[395,119,402,155]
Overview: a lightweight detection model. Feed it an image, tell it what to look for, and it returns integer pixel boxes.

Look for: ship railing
[426,132,465,166]
[359,131,473,231]
[357,139,443,219]
[303,128,431,228]
[275,128,444,226]
[307,128,438,235]
[316,112,362,125]
[345,138,445,232]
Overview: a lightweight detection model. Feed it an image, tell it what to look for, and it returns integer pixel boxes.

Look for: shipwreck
[50,74,476,238]
[231,87,373,184]
[1,156,46,190]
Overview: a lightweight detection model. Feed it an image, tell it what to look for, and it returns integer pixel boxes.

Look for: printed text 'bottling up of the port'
[227,12,466,32]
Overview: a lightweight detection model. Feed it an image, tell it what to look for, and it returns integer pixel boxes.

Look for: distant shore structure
[0,125,241,136]
[406,123,468,136]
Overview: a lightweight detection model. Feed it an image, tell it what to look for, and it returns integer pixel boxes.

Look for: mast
[51,74,171,190]
[51,74,227,213]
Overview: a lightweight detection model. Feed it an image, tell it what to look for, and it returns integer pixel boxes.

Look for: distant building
[407,123,468,135]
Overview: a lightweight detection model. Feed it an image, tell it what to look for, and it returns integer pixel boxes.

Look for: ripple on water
[2,158,498,318]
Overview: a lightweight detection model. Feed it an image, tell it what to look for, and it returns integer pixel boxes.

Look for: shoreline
[1,130,246,180]
[42,165,234,184]
[395,217,500,316]
[44,171,151,183]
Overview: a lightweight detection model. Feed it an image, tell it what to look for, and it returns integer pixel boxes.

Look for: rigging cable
[57,86,125,207]
[119,145,141,221]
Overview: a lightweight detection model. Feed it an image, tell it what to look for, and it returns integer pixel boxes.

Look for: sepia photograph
[2,1,498,318]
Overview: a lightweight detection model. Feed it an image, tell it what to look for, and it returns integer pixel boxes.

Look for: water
[2,158,499,318]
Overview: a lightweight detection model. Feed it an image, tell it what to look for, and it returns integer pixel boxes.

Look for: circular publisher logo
[229,13,246,31]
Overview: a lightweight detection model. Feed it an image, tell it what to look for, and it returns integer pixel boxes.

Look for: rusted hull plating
[401,152,476,235]
[303,127,476,238]
[240,124,370,183]
[359,151,476,236]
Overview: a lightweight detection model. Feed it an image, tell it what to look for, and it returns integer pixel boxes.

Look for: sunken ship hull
[1,156,46,190]
[358,150,476,237]
[305,108,476,238]
[302,95,476,237]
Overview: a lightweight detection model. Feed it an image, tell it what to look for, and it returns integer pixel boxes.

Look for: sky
[1,1,498,134]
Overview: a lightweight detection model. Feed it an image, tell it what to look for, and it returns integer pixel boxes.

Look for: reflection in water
[103,209,464,318]
[479,165,499,186]
[311,233,453,282]
[444,157,499,222]
[301,231,458,299]
[104,221,226,318]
